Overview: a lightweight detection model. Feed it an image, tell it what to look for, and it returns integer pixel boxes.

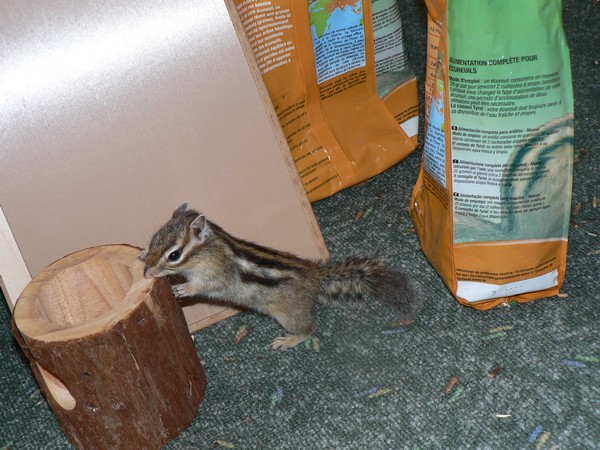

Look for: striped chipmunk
[139,203,419,350]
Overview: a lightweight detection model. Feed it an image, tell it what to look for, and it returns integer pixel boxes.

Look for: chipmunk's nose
[143,267,154,279]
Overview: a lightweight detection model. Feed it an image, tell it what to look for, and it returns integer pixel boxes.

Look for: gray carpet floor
[2,0,599,448]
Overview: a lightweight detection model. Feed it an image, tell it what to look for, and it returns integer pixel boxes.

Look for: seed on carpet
[270,386,284,408]
[368,387,392,399]
[528,424,543,443]
[304,336,320,351]
[488,364,504,378]
[381,328,406,335]
[362,206,374,220]
[482,331,507,341]
[536,431,551,449]
[27,387,41,400]
[26,385,38,396]
[447,386,464,403]
[444,376,459,394]
[562,359,588,368]
[354,387,379,398]
[234,325,249,344]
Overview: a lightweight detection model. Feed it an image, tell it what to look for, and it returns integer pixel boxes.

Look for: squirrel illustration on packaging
[140,203,419,350]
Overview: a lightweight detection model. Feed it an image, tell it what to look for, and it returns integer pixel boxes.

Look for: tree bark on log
[12,244,206,450]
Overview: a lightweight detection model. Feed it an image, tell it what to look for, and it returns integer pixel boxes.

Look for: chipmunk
[140,203,419,350]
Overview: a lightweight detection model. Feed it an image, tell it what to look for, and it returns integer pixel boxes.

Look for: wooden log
[12,244,206,450]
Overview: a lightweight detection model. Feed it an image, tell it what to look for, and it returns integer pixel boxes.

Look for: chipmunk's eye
[167,249,181,262]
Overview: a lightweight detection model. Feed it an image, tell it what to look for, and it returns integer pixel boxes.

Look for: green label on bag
[446,0,574,244]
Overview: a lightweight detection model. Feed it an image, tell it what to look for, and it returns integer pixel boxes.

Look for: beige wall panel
[0,0,327,329]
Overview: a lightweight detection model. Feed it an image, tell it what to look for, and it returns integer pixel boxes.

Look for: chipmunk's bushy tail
[319,257,419,319]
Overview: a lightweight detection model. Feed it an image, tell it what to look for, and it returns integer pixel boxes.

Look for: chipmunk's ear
[191,214,211,243]
[173,202,188,217]
[138,249,147,262]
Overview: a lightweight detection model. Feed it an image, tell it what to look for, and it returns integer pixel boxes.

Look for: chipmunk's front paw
[269,334,310,351]
[172,283,191,298]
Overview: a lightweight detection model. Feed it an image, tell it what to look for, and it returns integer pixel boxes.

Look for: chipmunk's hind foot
[269,333,311,351]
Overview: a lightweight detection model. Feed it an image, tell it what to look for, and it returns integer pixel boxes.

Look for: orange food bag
[410,0,574,309]
[229,0,419,201]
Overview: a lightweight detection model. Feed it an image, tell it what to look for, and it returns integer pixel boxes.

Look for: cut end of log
[14,245,153,340]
